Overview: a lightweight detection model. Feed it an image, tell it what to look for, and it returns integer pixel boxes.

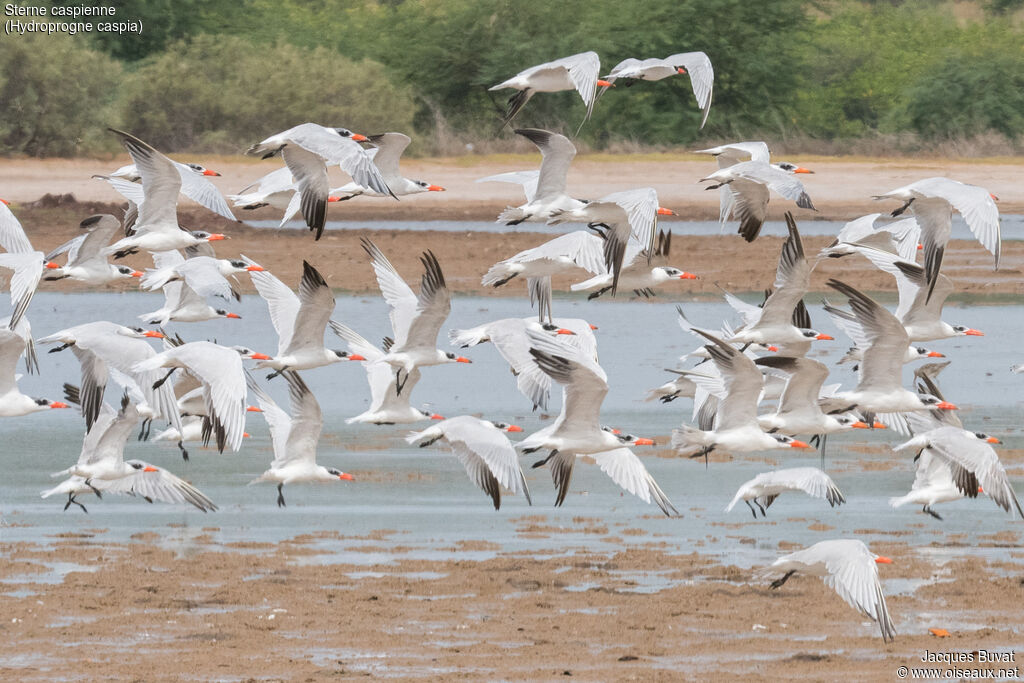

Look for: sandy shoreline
[6,200,1024,303]
[3,155,1023,218]
[3,530,1022,680]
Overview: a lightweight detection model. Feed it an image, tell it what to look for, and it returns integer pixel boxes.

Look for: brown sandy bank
[2,532,1021,681]
[6,199,1024,302]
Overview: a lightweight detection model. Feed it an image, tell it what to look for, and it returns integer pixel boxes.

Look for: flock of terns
[1,48,1017,644]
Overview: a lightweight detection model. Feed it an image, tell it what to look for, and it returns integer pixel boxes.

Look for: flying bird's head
[973,432,1001,444]
[772,434,811,449]
[952,325,983,337]
[413,180,445,192]
[334,128,367,143]
[774,162,813,174]
[185,163,220,177]
[919,394,957,410]
[801,329,833,341]
[326,467,354,481]
[540,322,576,336]
[835,415,870,429]
[660,267,698,281]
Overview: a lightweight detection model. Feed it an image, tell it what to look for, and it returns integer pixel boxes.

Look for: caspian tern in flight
[488,51,610,129]
[38,321,177,432]
[724,213,832,348]
[482,230,607,322]
[766,539,896,642]
[818,213,921,262]
[726,467,845,518]
[875,177,1000,302]
[100,129,227,258]
[569,230,697,300]
[102,129,229,258]
[406,415,530,510]
[49,394,216,513]
[134,340,247,453]
[494,128,584,225]
[518,328,679,516]
[600,51,714,127]
[43,214,143,285]
[246,259,365,377]
[138,251,243,325]
[895,423,1021,519]
[247,370,353,507]
[227,166,348,227]
[361,238,470,395]
[0,328,68,417]
[329,320,445,425]
[246,123,393,240]
[449,316,594,411]
[0,200,60,328]
[99,157,236,222]
[819,280,958,423]
[754,356,871,449]
[670,330,812,462]
[890,449,978,520]
[332,132,444,198]
[142,251,265,302]
[827,287,946,368]
[694,142,770,229]
[548,187,671,296]
[699,153,815,242]
[846,245,983,342]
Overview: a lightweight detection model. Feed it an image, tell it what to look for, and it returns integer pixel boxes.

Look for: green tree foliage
[4,0,1023,157]
[118,35,418,152]
[0,35,122,156]
[901,47,1024,139]
[797,2,1024,142]
[87,0,206,61]
[343,0,810,145]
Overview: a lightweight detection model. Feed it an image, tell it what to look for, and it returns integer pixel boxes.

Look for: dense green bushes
[1,0,1022,156]
[119,35,418,152]
[0,35,122,156]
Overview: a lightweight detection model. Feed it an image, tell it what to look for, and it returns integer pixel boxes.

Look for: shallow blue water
[1,291,1022,574]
